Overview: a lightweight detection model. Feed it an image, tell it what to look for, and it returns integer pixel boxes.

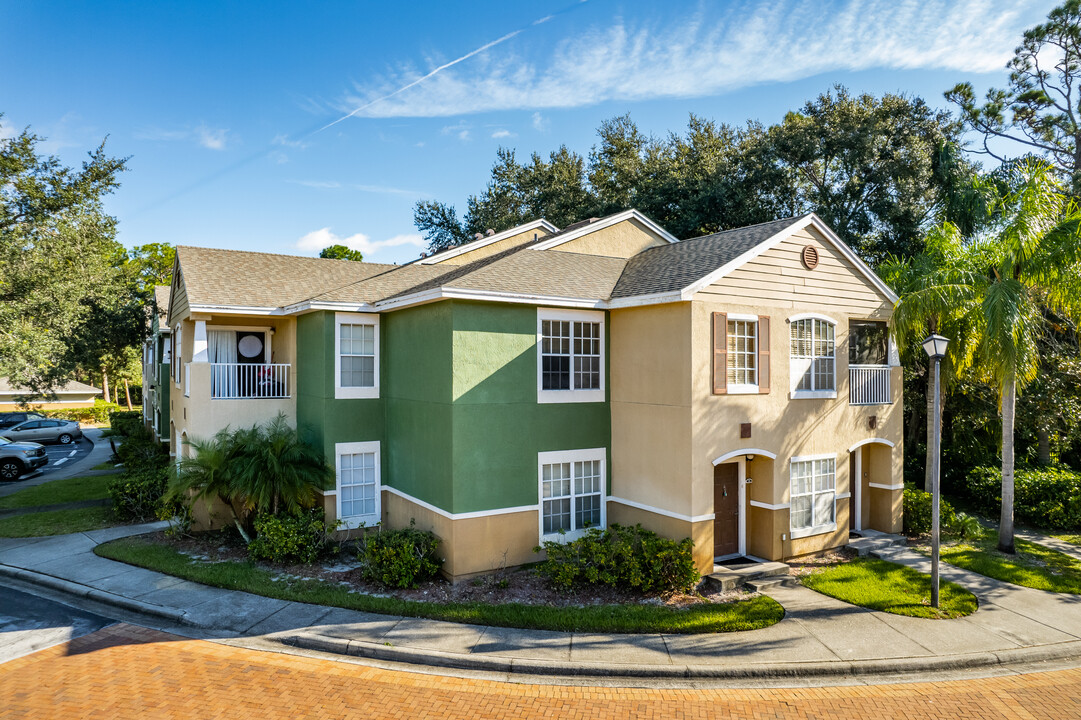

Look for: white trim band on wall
[606,496,715,523]
[712,448,778,465]
[868,482,905,490]
[382,485,538,521]
[749,500,790,511]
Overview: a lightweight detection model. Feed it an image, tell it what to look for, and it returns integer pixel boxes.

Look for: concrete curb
[280,631,1081,680]
[0,563,192,627]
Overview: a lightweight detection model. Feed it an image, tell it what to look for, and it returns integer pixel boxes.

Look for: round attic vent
[801,245,820,270]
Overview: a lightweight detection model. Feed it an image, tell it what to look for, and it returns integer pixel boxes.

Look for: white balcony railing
[210,363,290,399]
[849,365,891,405]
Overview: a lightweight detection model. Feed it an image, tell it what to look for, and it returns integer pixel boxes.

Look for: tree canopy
[319,244,364,262]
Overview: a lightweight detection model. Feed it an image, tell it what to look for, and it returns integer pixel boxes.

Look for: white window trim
[335,440,381,530]
[789,453,838,539]
[334,312,380,400]
[538,447,607,542]
[536,308,605,404]
[174,324,182,387]
[726,315,759,393]
[789,315,837,399]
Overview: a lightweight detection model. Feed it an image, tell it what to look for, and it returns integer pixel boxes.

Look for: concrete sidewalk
[1,524,1080,680]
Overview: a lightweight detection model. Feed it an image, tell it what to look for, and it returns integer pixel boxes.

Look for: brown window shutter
[758,316,771,394]
[712,312,727,395]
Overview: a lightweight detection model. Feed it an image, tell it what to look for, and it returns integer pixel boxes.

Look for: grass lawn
[1053,534,1081,547]
[91,461,118,471]
[0,506,118,537]
[801,557,977,619]
[96,537,785,634]
[938,536,1081,594]
[0,475,113,509]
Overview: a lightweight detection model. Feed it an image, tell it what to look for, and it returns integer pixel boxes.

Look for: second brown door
[713,463,739,557]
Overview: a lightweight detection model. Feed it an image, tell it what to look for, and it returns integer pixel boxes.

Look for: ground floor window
[336,441,380,529]
[790,455,836,538]
[538,448,605,541]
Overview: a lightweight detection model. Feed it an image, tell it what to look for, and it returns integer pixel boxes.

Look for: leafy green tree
[413,199,468,253]
[126,242,175,290]
[319,244,364,261]
[1015,319,1081,465]
[947,1,1081,192]
[0,115,129,394]
[894,160,1081,553]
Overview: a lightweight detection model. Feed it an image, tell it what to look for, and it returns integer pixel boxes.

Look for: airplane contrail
[315,1,589,133]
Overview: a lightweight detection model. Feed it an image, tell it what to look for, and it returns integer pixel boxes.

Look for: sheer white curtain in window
[208,330,237,398]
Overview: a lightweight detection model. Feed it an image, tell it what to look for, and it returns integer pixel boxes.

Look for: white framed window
[790,454,836,538]
[336,440,380,529]
[335,312,379,399]
[174,325,182,386]
[790,315,836,398]
[538,448,606,541]
[537,308,604,403]
[727,314,758,393]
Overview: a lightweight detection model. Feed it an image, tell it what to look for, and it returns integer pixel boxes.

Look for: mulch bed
[143,529,759,609]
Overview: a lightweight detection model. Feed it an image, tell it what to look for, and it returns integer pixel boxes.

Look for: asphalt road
[35,436,95,477]
[0,584,113,663]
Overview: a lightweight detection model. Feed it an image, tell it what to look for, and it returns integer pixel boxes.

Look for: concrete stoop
[703,561,790,592]
[847,530,907,557]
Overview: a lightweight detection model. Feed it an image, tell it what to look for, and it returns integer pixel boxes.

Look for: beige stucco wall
[377,491,540,580]
[432,228,552,265]
[607,501,713,575]
[556,218,668,258]
[0,397,98,410]
[170,314,298,457]
[606,225,902,565]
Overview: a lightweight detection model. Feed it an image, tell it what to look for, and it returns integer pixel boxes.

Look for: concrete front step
[703,561,790,592]
[744,576,800,592]
[848,531,908,557]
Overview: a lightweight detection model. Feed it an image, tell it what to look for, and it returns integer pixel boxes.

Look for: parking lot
[34,436,95,477]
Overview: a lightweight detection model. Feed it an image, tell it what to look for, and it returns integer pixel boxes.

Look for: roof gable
[417,219,558,265]
[529,209,678,253]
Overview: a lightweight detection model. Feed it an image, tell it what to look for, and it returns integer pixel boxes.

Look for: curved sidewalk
[1,525,1080,680]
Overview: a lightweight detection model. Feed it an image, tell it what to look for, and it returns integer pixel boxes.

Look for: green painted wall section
[296,311,385,490]
[157,363,170,434]
[295,301,611,514]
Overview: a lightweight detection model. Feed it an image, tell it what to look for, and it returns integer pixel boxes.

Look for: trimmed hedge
[357,523,443,588]
[968,465,1081,531]
[902,485,957,534]
[249,509,338,564]
[108,410,144,436]
[535,524,700,594]
[40,401,121,424]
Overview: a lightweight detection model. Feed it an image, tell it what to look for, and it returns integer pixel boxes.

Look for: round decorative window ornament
[238,334,264,358]
[801,245,820,270]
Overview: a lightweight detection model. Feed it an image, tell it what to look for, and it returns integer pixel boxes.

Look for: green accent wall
[295,301,611,514]
[156,363,170,435]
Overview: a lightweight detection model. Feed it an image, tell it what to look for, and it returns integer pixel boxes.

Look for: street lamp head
[922,333,950,360]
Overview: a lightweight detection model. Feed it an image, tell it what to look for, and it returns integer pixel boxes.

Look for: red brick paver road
[1,624,1078,719]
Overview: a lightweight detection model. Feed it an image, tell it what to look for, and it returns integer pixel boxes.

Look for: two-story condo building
[160,210,902,580]
[142,285,172,445]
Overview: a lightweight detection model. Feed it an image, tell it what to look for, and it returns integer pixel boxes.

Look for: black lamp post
[922,333,949,608]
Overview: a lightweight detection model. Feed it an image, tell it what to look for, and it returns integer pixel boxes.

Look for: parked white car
[0,418,82,445]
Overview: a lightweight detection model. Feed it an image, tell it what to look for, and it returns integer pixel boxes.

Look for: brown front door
[714,463,739,557]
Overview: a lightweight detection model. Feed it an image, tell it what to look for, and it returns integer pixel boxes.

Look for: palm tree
[170,427,252,541]
[231,413,332,517]
[895,159,1081,552]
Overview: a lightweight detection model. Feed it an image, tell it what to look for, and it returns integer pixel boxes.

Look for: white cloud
[531,112,549,132]
[272,133,309,149]
[137,122,230,150]
[333,0,1039,118]
[296,227,425,256]
[491,129,516,139]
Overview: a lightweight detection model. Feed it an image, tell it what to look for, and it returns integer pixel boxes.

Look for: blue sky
[1,0,1057,264]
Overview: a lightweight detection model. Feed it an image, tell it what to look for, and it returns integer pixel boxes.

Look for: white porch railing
[210,363,290,399]
[849,365,891,405]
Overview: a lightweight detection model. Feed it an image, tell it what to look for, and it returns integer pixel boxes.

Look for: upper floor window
[173,325,182,385]
[849,320,888,366]
[537,309,604,403]
[711,312,770,395]
[335,312,379,399]
[727,317,758,390]
[790,316,835,397]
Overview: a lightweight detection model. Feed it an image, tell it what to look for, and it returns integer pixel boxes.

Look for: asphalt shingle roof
[0,378,101,394]
[610,216,803,299]
[153,286,171,321]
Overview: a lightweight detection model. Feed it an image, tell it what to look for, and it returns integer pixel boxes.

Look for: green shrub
[108,410,144,436]
[902,485,956,534]
[357,522,442,588]
[108,457,173,521]
[948,512,984,541]
[967,464,1081,530]
[40,400,121,424]
[535,524,700,594]
[115,427,164,470]
[248,509,339,564]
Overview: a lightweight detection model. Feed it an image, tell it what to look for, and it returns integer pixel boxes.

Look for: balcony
[849,365,891,405]
[209,363,291,399]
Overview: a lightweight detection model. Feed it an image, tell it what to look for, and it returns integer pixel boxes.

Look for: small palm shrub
[535,524,700,594]
[357,521,442,588]
[248,509,340,564]
[948,512,984,541]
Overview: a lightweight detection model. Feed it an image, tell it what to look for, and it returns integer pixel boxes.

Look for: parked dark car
[0,418,82,445]
[0,436,48,480]
[0,412,44,430]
